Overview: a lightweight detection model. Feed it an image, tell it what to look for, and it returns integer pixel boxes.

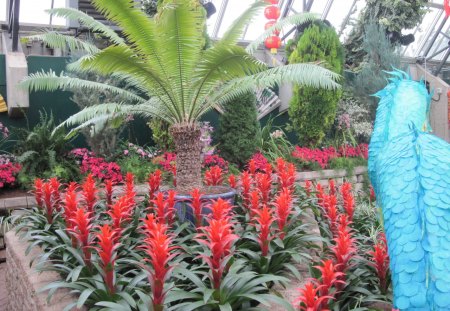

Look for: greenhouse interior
[0,0,449,310]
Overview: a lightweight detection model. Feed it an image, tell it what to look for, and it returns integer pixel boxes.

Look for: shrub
[216,91,260,167]
[288,22,344,146]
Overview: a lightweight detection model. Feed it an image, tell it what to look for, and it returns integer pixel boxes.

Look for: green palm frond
[46,8,124,45]
[246,12,318,55]
[20,71,145,104]
[156,0,206,120]
[210,63,341,112]
[219,0,266,45]
[26,31,99,54]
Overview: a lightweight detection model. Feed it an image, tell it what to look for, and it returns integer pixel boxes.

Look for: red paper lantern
[265,0,279,4]
[265,36,281,54]
[265,20,280,36]
[264,6,280,20]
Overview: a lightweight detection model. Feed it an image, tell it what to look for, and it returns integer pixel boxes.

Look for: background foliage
[288,22,344,146]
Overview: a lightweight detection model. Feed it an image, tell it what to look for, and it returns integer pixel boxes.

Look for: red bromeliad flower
[196,218,238,289]
[49,177,62,212]
[369,233,390,294]
[108,195,134,236]
[328,179,336,196]
[315,259,345,300]
[141,219,177,311]
[204,166,223,186]
[331,228,357,289]
[296,281,333,311]
[323,194,338,235]
[256,173,272,205]
[82,174,98,213]
[316,183,325,207]
[273,188,293,240]
[304,180,312,197]
[228,174,236,189]
[153,192,167,225]
[125,172,136,206]
[337,214,351,234]
[64,184,79,247]
[249,189,260,219]
[264,162,273,175]
[33,178,44,208]
[69,207,94,266]
[254,205,275,256]
[166,190,177,227]
[370,186,376,202]
[148,170,162,209]
[190,188,203,228]
[248,159,257,176]
[240,171,252,210]
[210,198,233,221]
[341,182,354,221]
[277,162,296,192]
[42,182,54,224]
[104,179,114,206]
[95,224,119,295]
[276,157,286,172]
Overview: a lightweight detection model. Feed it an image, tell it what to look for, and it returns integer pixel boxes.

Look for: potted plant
[21,0,340,197]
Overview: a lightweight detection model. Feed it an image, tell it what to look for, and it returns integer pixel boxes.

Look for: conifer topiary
[216,92,260,167]
[288,22,344,146]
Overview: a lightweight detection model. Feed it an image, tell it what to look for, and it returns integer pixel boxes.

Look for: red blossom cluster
[33,178,63,224]
[95,225,119,294]
[369,233,390,294]
[248,152,270,174]
[292,144,368,169]
[203,154,228,171]
[71,148,122,183]
[204,166,223,186]
[153,191,177,227]
[0,162,21,188]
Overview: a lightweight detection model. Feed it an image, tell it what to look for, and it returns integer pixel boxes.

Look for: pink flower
[124,150,129,155]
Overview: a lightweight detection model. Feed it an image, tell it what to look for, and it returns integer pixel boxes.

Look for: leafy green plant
[147,118,174,152]
[216,91,260,167]
[287,21,344,146]
[256,117,294,162]
[21,0,339,193]
[116,154,158,183]
[14,112,79,186]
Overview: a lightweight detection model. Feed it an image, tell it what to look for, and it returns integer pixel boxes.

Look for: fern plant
[20,0,340,193]
[14,112,79,185]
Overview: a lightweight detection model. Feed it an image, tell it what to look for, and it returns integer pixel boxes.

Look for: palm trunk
[170,123,202,194]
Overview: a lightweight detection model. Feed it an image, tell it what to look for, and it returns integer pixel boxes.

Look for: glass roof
[1,0,449,65]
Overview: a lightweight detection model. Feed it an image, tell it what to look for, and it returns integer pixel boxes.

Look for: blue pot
[174,186,236,224]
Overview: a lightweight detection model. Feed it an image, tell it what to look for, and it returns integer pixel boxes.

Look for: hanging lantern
[265,0,279,4]
[264,6,280,20]
[265,36,281,54]
[265,20,280,36]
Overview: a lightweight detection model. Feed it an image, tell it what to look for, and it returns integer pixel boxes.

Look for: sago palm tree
[21,0,340,193]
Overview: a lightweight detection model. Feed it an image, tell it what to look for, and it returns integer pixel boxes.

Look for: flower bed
[9,159,315,310]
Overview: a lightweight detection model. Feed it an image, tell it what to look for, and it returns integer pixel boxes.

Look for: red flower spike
[315,260,345,301]
[240,171,252,210]
[125,172,135,196]
[228,174,237,189]
[369,233,390,294]
[370,186,376,202]
[277,163,296,192]
[254,205,275,256]
[49,177,62,212]
[204,166,223,186]
[104,179,114,206]
[166,190,177,227]
[275,158,286,173]
[196,218,238,289]
[33,178,44,208]
[341,182,355,221]
[148,169,162,209]
[141,220,177,311]
[316,183,325,207]
[68,207,94,266]
[264,162,273,175]
[190,188,203,228]
[328,179,336,196]
[323,194,338,235]
[248,159,257,176]
[304,180,312,197]
[210,198,233,221]
[95,224,119,295]
[331,228,357,289]
[249,190,260,219]
[153,192,167,224]
[296,281,333,311]
[42,182,54,224]
[256,173,272,205]
[82,174,98,213]
[273,188,293,240]
[108,195,134,236]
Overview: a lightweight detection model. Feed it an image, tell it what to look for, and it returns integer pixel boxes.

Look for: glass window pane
[0,2,6,22]
[206,0,223,37]
[18,0,66,25]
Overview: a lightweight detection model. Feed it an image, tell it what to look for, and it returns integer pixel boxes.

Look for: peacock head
[374,69,432,141]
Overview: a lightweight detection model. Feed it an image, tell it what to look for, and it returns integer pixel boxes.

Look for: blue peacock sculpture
[368,70,450,310]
